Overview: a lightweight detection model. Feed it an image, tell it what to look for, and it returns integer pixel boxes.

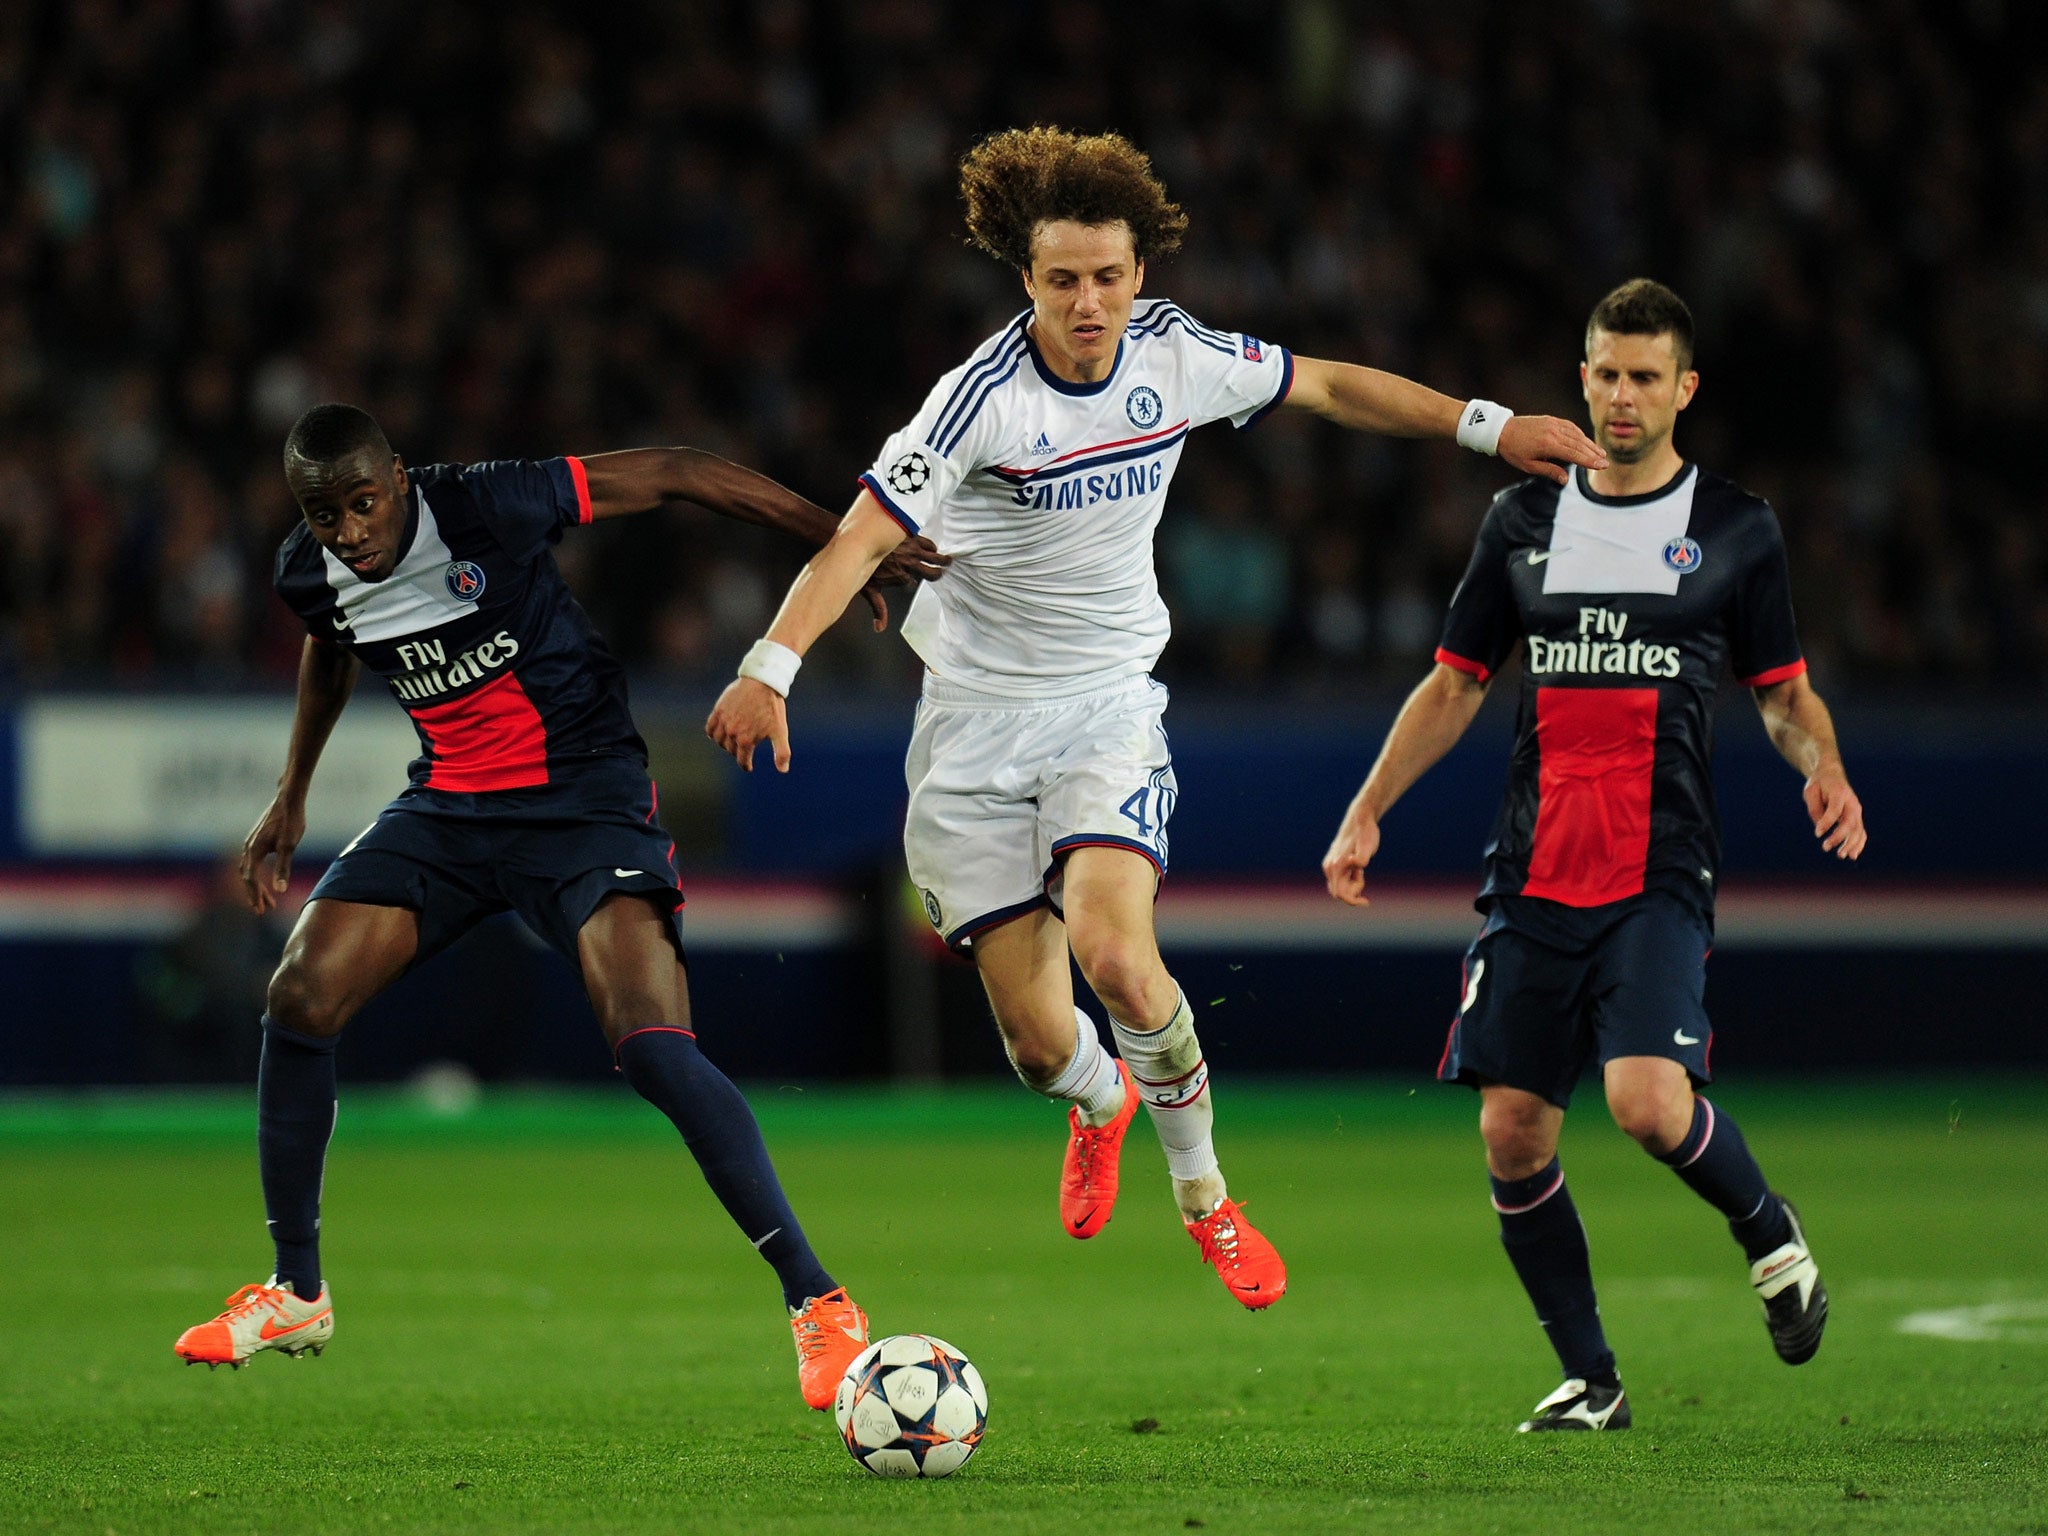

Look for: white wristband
[1456,399,1513,455]
[737,639,801,698]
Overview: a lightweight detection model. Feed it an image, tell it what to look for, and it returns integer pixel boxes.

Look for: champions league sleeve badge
[1662,536,1703,573]
[886,451,932,495]
[1124,385,1164,429]
[445,560,487,600]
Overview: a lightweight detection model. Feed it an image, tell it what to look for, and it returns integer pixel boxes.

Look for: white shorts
[903,674,1177,949]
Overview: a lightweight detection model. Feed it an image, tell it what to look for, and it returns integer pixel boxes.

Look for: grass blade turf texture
[2,1078,2043,1535]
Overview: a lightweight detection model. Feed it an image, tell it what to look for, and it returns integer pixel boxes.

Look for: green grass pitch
[3,1077,2044,1535]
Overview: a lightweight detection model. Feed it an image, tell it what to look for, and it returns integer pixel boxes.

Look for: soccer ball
[833,1334,987,1478]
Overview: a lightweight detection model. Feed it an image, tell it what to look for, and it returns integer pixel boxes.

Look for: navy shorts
[1436,890,1714,1108]
[308,756,686,968]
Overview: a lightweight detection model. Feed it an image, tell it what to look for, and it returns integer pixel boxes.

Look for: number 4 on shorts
[1118,787,1151,837]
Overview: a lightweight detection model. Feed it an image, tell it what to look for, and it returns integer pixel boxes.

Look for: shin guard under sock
[1491,1159,1616,1386]
[615,1026,836,1309]
[1655,1098,1791,1261]
[1039,1006,1126,1124]
[1108,989,1215,1182]
[258,1016,338,1299]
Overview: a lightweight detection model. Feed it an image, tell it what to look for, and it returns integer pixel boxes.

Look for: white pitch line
[1895,1301,2048,1343]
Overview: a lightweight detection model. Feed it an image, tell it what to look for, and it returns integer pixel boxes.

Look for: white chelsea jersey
[858,299,1294,698]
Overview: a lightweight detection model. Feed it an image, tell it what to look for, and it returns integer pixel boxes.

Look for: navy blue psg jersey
[1436,462,1806,914]
[274,457,646,792]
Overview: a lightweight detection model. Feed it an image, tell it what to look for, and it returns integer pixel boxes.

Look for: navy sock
[1654,1098,1791,1261]
[615,1027,836,1310]
[258,1017,338,1298]
[1492,1159,1617,1387]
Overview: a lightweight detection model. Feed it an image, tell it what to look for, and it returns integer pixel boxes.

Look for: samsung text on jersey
[1011,459,1165,510]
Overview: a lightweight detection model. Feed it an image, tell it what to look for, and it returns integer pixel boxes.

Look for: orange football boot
[1060,1063,1140,1239]
[174,1278,332,1368]
[790,1286,869,1409]
[1187,1198,1287,1310]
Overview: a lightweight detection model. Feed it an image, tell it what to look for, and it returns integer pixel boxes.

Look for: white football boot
[1751,1196,1828,1364]
[174,1278,333,1368]
[1516,1378,1631,1432]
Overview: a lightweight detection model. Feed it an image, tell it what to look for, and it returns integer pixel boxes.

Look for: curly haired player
[709,128,1602,1308]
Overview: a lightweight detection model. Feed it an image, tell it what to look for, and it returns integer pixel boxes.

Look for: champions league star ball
[833,1334,987,1478]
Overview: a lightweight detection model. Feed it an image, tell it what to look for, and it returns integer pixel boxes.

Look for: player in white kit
[707,127,1602,1307]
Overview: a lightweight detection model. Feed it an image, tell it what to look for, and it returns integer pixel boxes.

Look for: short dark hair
[959,127,1188,271]
[1586,279,1695,372]
[284,403,391,469]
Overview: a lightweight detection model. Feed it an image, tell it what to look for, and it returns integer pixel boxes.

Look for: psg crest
[445,560,487,600]
[1662,536,1703,574]
[1125,385,1163,429]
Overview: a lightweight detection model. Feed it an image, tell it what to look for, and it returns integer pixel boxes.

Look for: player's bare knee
[265,956,348,1039]
[1071,938,1162,1024]
[998,1017,1073,1089]
[578,897,690,1041]
[1479,1100,1556,1176]
[1607,1084,1689,1154]
[1010,1052,1067,1093]
[1608,1098,1656,1147]
[591,986,686,1046]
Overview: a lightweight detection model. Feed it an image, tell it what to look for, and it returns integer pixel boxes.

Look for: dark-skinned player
[172,404,944,1410]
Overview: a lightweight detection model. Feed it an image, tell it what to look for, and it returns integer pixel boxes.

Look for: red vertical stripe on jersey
[411,671,550,792]
[566,455,593,524]
[1520,686,1658,907]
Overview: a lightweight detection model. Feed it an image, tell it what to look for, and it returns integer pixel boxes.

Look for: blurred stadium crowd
[0,0,2042,694]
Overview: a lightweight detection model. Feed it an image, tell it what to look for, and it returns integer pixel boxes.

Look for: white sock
[1038,1006,1126,1125]
[1108,988,1218,1183]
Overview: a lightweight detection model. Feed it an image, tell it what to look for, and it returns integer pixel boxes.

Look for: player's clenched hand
[1496,416,1606,487]
[859,536,952,633]
[706,677,792,773]
[239,793,306,915]
[1803,770,1867,860]
[1321,811,1383,907]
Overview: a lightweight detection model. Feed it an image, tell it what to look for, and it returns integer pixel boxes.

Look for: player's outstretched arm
[241,636,359,914]
[576,447,947,632]
[1284,358,1605,486]
[1322,662,1492,906]
[1754,673,1867,860]
[704,491,907,774]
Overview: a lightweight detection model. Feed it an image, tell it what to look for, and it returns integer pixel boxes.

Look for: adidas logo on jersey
[1027,432,1056,457]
